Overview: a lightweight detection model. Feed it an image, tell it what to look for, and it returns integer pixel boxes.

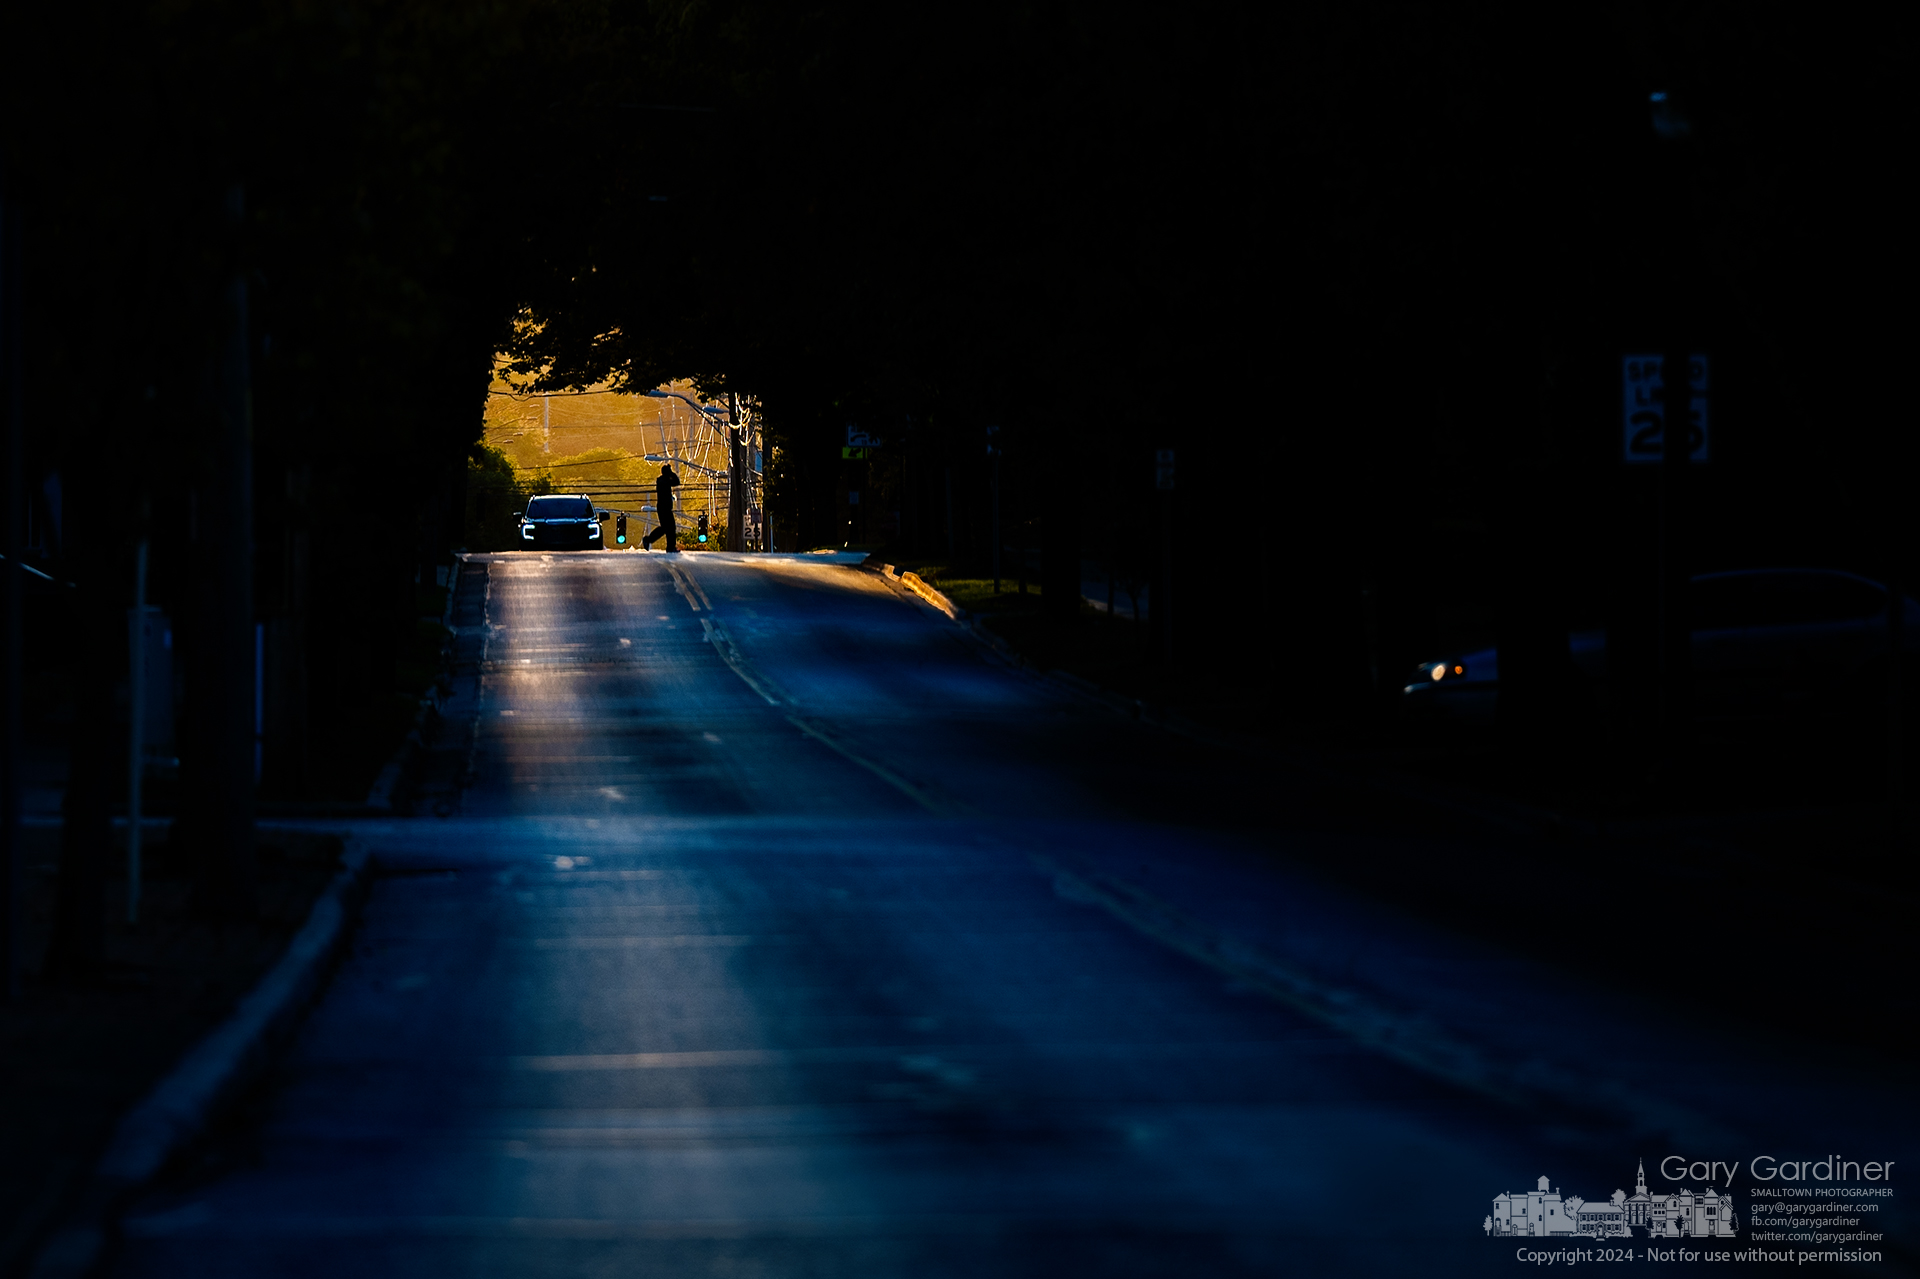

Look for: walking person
[641,465,680,552]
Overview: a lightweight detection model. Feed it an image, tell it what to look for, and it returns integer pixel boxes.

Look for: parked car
[1404,569,1919,722]
[518,495,605,551]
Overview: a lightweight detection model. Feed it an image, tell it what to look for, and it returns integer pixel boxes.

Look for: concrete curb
[25,839,376,1279]
[1036,855,1740,1152]
[362,701,438,815]
[854,559,1611,846]
[896,570,961,622]
[859,560,1147,711]
[861,561,962,624]
[860,560,986,637]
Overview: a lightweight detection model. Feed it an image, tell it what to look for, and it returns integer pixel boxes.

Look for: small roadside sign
[1155,449,1175,490]
[1622,354,1709,464]
[846,425,880,448]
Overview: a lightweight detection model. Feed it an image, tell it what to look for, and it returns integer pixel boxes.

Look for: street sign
[840,447,869,459]
[1155,448,1175,490]
[846,425,881,448]
[1622,354,1709,464]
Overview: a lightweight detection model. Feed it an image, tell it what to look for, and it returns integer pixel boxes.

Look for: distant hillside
[481,364,735,522]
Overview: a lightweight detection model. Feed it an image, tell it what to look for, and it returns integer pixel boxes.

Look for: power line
[487,386,728,407]
[487,387,633,400]
[496,452,650,472]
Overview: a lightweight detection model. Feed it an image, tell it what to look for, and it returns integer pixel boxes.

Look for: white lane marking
[784,716,961,817]
[663,561,710,612]
[510,1046,931,1071]
[527,935,765,950]
[897,1054,976,1088]
[496,552,961,820]
[698,619,782,705]
[505,1040,1307,1074]
[676,563,715,610]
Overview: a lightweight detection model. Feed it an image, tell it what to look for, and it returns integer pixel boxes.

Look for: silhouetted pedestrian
[641,466,680,552]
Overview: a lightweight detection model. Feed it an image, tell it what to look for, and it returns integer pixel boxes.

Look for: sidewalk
[2,571,462,1273]
[1080,565,1145,621]
[0,824,346,1275]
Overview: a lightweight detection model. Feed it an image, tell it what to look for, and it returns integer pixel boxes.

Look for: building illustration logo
[1485,1161,1738,1239]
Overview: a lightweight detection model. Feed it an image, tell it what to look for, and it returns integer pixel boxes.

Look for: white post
[127,538,148,924]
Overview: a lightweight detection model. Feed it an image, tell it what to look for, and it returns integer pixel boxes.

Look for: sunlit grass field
[481,368,734,524]
[908,570,1044,616]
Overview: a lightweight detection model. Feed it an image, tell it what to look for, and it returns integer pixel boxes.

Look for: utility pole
[185,184,257,922]
[127,538,148,922]
[727,391,745,551]
[1656,348,1692,756]
[1652,86,1696,782]
[0,180,21,1000]
[758,411,769,551]
[1891,570,1907,852]
[1152,448,1175,667]
[987,426,1002,593]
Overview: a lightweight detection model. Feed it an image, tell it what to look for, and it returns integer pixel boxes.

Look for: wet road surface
[109,553,1914,1276]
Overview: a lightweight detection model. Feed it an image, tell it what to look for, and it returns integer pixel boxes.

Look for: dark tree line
[1,1,1905,981]
[502,1,1906,729]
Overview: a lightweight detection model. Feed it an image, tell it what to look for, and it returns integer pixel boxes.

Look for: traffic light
[614,513,628,545]
[697,511,710,544]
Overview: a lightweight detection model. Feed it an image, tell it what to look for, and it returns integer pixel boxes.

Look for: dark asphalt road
[109,553,1912,1277]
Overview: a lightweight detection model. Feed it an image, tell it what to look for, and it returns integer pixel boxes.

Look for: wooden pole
[0,180,21,999]
[127,538,147,923]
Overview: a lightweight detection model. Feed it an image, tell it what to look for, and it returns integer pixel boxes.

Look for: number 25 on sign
[1622,354,1709,464]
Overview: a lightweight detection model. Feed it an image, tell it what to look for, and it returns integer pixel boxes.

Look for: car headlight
[520,523,535,539]
[1404,659,1467,694]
